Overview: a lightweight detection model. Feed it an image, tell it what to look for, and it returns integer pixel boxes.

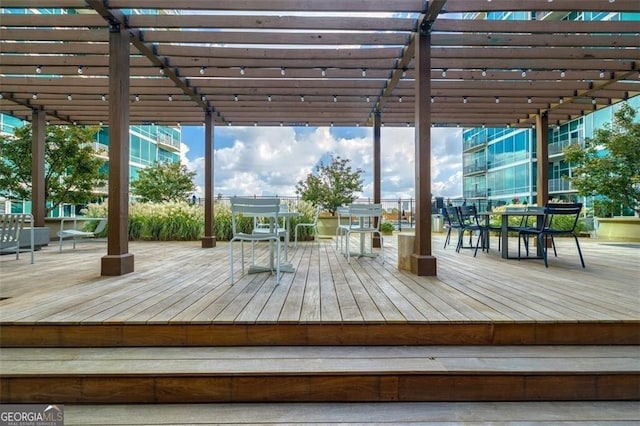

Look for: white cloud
[183,126,463,200]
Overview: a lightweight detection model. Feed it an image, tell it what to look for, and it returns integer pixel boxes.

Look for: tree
[131,161,196,203]
[564,102,640,217]
[295,155,363,215]
[0,124,107,215]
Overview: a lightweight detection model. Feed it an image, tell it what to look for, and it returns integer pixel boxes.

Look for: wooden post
[31,109,46,227]
[373,109,382,248]
[101,21,134,276]
[411,22,437,276]
[202,110,216,248]
[536,112,549,206]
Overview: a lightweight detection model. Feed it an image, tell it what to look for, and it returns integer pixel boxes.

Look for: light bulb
[280,67,286,76]
[333,95,337,103]
[36,65,42,74]
[101,94,106,102]
[32,93,38,100]
[168,94,173,101]
[67,94,72,101]
[200,67,205,75]
[361,68,367,77]
[321,68,327,77]
[77,66,83,74]
[240,67,245,75]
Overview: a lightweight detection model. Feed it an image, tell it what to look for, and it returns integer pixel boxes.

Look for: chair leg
[573,234,586,268]
[229,242,235,285]
[275,238,281,284]
[473,230,482,257]
[444,228,451,249]
[539,233,549,267]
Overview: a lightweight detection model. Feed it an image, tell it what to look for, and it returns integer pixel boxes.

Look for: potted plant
[295,155,363,237]
[380,221,395,235]
[564,102,640,241]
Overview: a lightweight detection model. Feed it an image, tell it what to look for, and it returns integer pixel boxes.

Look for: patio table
[478,210,544,259]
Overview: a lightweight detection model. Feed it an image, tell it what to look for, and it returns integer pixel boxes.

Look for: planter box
[19,227,51,250]
[317,216,339,239]
[596,217,640,242]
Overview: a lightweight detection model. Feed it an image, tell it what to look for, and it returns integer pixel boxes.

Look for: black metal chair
[457,205,487,257]
[442,206,462,249]
[517,203,585,268]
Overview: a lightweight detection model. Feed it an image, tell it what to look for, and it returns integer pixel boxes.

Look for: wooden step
[60,401,640,425]
[2,346,638,404]
[2,321,638,347]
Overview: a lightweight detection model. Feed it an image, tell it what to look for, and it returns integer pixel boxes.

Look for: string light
[527,97,532,104]
[280,67,286,76]
[442,69,447,77]
[599,70,605,78]
[333,95,337,103]
[67,94,72,101]
[36,65,42,74]
[32,93,38,100]
[481,69,487,77]
[159,67,165,75]
[168,94,173,101]
[560,70,566,78]
[135,94,140,102]
[463,97,468,104]
[267,95,272,102]
[234,95,238,101]
[495,96,500,103]
[77,66,83,74]
[321,68,327,77]
[361,68,367,77]
[240,67,245,75]
[101,94,106,102]
[398,96,403,103]
[521,69,527,77]
[200,67,205,75]
[300,95,305,102]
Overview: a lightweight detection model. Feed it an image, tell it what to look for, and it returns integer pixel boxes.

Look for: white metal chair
[253,203,290,260]
[343,203,384,263]
[0,213,34,264]
[294,205,320,247]
[57,217,107,252]
[335,205,351,252]
[229,196,282,285]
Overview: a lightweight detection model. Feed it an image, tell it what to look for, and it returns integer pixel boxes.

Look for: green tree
[0,124,106,215]
[564,102,640,217]
[295,155,363,215]
[131,161,196,203]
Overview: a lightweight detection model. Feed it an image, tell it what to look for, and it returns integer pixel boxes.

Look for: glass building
[462,9,640,213]
[1,113,181,216]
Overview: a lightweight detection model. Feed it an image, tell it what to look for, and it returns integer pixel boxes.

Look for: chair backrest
[544,203,583,232]
[458,205,480,227]
[0,214,27,247]
[348,203,382,230]
[230,197,280,235]
[337,205,351,226]
[443,206,461,227]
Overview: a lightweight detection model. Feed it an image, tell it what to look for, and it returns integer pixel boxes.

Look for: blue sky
[179,125,463,200]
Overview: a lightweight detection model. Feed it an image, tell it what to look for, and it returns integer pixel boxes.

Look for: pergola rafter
[0,1,637,128]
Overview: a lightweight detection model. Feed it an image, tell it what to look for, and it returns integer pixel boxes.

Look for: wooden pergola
[1,0,638,276]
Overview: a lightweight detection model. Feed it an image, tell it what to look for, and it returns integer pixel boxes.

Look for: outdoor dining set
[441,202,586,268]
[228,197,385,284]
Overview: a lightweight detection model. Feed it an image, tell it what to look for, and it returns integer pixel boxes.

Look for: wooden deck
[1,233,638,346]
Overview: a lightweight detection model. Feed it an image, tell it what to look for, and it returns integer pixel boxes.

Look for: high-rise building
[462,9,640,213]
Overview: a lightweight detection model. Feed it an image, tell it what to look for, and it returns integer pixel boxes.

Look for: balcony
[549,139,584,157]
[549,178,574,193]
